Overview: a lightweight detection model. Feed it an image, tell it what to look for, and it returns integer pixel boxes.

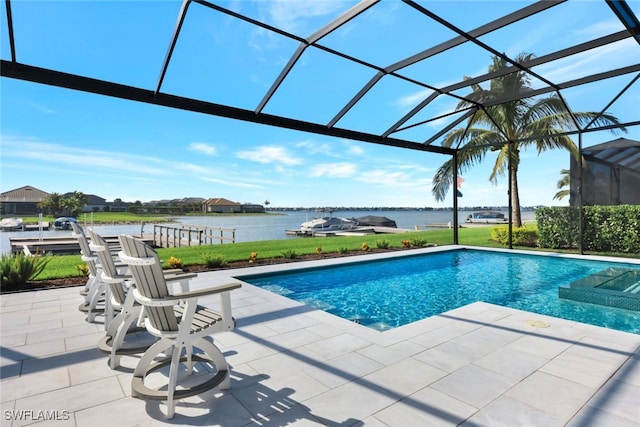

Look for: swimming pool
[238,248,640,334]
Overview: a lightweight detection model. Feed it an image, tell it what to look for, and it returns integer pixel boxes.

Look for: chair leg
[86,284,104,323]
[195,337,231,390]
[185,344,194,375]
[108,310,139,369]
[132,338,174,381]
[166,344,182,419]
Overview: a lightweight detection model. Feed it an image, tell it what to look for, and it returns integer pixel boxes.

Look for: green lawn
[30,225,639,281]
[21,212,172,224]
[33,227,501,280]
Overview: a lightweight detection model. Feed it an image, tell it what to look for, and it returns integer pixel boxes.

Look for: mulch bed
[2,248,405,294]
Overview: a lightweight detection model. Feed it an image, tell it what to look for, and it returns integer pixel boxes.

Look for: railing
[152,223,235,248]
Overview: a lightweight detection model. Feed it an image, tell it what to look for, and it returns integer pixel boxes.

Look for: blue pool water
[238,249,640,333]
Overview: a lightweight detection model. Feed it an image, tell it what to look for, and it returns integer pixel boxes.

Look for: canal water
[1,209,535,254]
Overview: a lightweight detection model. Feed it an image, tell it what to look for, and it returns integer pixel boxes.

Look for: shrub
[338,246,349,254]
[376,239,390,249]
[75,263,89,276]
[281,249,297,259]
[361,242,370,251]
[410,237,428,247]
[201,253,227,268]
[491,226,538,247]
[166,256,183,269]
[249,252,258,263]
[401,239,411,248]
[316,246,323,255]
[1,253,52,288]
[536,205,640,253]
[536,206,579,249]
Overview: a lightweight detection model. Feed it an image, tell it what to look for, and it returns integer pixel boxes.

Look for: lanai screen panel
[570,139,640,206]
[2,0,637,155]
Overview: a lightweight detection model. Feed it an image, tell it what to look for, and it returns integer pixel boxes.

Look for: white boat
[0,217,25,231]
[300,216,357,233]
[465,211,507,224]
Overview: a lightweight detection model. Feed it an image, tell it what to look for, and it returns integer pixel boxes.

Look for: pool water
[239,249,640,333]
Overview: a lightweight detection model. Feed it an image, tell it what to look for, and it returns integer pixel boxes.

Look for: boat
[355,215,397,228]
[0,217,24,231]
[465,211,507,224]
[299,216,357,233]
[53,217,78,230]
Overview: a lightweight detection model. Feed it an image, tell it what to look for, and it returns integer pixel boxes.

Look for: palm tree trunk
[510,165,522,227]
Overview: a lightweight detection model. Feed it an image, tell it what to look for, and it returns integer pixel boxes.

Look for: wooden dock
[150,224,235,248]
[9,235,141,255]
[9,223,235,255]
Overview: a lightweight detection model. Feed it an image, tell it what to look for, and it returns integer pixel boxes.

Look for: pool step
[559,268,640,312]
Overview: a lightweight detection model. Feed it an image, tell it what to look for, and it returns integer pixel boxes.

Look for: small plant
[201,253,227,268]
[1,252,52,288]
[361,242,370,252]
[281,249,298,259]
[376,239,390,249]
[410,237,428,247]
[315,246,323,255]
[166,256,183,269]
[249,252,258,263]
[401,239,411,248]
[338,246,349,254]
[75,263,89,276]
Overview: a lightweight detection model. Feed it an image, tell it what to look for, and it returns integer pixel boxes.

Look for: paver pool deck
[1,248,639,426]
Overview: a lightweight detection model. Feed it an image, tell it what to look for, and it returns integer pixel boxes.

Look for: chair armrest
[165,272,197,283]
[132,282,241,307]
[165,282,242,301]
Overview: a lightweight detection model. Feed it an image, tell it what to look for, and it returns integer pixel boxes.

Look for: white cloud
[394,88,431,110]
[265,0,347,34]
[201,176,264,189]
[532,38,635,84]
[235,145,303,165]
[296,139,334,156]
[28,102,55,114]
[345,143,364,155]
[310,162,356,178]
[189,142,218,156]
[573,19,622,38]
[354,167,434,190]
[1,138,172,176]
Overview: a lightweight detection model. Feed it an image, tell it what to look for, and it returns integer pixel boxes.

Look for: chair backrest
[118,235,179,332]
[70,221,98,277]
[88,229,128,305]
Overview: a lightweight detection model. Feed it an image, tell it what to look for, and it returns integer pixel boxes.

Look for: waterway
[1,209,536,254]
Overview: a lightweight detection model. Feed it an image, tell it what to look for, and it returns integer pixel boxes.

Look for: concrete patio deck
[2,250,640,426]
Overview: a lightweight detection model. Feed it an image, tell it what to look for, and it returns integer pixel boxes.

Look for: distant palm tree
[62,191,88,217]
[38,192,64,215]
[432,53,624,227]
[553,169,571,201]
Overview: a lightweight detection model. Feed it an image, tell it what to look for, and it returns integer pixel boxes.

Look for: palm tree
[61,191,88,217]
[432,53,624,227]
[38,192,64,215]
[553,169,571,201]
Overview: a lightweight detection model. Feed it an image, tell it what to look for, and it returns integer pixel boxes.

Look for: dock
[150,223,235,248]
[9,235,142,255]
[9,223,236,255]
[23,222,50,231]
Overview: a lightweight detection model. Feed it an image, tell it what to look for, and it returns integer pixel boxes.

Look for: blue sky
[1,0,638,208]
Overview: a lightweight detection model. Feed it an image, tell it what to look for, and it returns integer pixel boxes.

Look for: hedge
[536,205,640,253]
[490,225,538,247]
